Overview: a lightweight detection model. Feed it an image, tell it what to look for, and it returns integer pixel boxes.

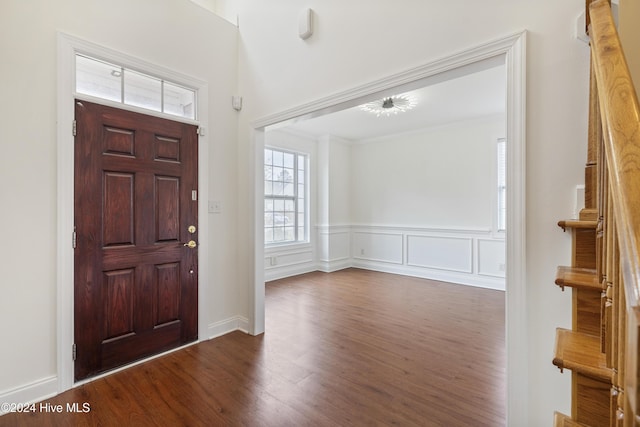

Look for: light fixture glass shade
[359,94,417,117]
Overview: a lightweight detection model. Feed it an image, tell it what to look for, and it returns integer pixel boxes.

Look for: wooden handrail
[585,0,610,35]
[552,2,640,423]
[589,0,640,307]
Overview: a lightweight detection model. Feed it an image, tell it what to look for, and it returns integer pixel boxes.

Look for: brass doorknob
[183,240,197,248]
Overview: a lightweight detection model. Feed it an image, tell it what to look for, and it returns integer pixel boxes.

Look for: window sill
[265,241,312,254]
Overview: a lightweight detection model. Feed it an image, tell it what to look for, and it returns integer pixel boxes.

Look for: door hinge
[72,120,77,137]
[192,190,197,201]
[72,343,77,361]
[72,230,77,249]
[197,126,205,136]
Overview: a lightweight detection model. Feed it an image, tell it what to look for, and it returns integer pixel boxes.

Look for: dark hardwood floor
[1,268,505,426]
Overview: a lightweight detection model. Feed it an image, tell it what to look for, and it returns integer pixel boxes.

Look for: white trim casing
[504,30,528,426]
[56,33,210,394]
[251,128,266,336]
[251,31,528,425]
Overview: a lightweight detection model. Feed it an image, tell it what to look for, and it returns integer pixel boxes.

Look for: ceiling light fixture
[360,94,417,117]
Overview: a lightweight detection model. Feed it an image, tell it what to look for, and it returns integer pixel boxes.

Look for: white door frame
[250,31,528,424]
[56,32,210,392]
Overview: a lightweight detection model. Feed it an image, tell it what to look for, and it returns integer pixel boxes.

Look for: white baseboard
[265,263,317,282]
[351,260,505,291]
[269,258,504,290]
[267,259,505,290]
[317,258,351,273]
[207,315,250,339]
[0,376,58,415]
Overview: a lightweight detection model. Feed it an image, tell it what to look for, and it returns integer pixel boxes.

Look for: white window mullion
[293,153,299,241]
[75,53,196,120]
[497,138,506,232]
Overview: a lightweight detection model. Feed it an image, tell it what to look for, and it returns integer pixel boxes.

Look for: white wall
[316,136,330,226]
[234,0,588,425]
[348,116,505,289]
[351,116,504,228]
[317,134,352,225]
[0,0,239,403]
[316,135,352,272]
[326,136,352,225]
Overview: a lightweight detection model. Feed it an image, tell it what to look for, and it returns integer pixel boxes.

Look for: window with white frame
[75,54,196,120]
[264,148,307,245]
[497,138,506,232]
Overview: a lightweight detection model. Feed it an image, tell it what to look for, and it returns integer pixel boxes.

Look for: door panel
[74,100,198,381]
[103,268,135,339]
[156,176,180,241]
[103,172,135,246]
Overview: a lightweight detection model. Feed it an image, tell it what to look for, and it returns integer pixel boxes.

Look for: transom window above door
[75,54,196,120]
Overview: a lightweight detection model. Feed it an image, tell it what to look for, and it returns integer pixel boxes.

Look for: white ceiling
[272,61,506,142]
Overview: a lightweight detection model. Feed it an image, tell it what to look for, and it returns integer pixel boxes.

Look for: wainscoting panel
[352,231,403,264]
[407,235,473,273]
[265,244,316,281]
[350,225,504,290]
[327,231,350,261]
[264,225,505,290]
[317,225,351,273]
[477,239,506,278]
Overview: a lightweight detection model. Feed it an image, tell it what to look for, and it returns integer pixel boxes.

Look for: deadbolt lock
[188,225,196,234]
[184,240,197,249]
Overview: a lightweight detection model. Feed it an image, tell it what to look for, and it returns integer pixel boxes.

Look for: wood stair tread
[553,328,611,383]
[557,219,598,231]
[553,412,592,427]
[578,208,598,221]
[555,266,601,291]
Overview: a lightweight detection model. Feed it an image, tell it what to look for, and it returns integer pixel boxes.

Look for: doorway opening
[263,57,506,289]
[250,32,527,423]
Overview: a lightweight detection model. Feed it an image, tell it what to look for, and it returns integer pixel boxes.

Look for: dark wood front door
[74,100,198,381]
